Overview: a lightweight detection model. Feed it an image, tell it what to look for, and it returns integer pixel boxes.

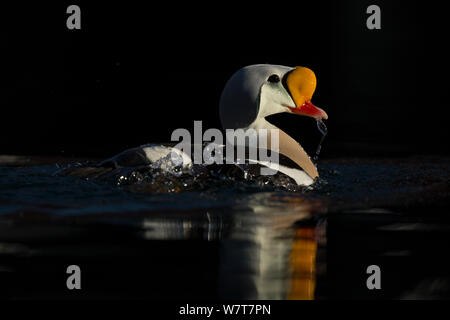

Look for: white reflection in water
[141,212,226,241]
[218,194,324,299]
[137,193,326,299]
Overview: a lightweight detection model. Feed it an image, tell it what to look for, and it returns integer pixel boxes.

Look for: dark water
[0,155,449,299]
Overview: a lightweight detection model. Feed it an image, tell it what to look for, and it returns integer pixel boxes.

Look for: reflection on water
[288,224,324,300]
[0,156,449,299]
[218,197,307,299]
[128,193,322,299]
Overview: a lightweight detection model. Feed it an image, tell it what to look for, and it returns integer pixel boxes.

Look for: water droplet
[313,119,328,162]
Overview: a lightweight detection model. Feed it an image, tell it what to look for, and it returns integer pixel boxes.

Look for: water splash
[313,119,328,162]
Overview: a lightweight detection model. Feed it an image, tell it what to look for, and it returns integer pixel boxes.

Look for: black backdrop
[2,0,449,158]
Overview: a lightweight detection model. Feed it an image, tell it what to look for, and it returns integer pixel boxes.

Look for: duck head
[219,64,328,180]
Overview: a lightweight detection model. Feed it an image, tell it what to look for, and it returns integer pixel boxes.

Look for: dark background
[2,0,449,159]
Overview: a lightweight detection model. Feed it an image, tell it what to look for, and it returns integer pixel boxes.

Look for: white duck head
[219,64,328,180]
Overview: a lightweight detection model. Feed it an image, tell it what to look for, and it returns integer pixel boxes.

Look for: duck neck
[248,118,319,179]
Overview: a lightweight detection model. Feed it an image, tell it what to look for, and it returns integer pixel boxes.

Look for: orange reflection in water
[287,226,318,300]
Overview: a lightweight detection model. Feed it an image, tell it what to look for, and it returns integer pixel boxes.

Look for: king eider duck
[63,64,328,187]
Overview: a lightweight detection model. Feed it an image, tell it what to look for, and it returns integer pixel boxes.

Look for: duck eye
[267,74,280,83]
